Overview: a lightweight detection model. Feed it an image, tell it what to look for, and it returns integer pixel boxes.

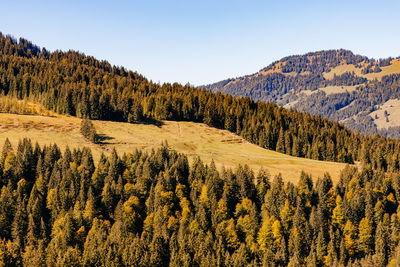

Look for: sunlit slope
[0,113,350,183]
[323,59,400,80]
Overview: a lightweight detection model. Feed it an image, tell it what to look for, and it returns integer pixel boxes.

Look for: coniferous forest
[1,33,400,170]
[204,50,400,138]
[2,33,400,266]
[0,139,400,266]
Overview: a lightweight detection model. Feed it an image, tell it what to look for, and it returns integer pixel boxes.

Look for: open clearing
[0,113,351,183]
[318,85,358,95]
[283,85,358,109]
[323,59,400,81]
[300,85,359,97]
[369,99,400,130]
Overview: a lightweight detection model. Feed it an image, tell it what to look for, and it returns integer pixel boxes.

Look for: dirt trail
[177,122,182,136]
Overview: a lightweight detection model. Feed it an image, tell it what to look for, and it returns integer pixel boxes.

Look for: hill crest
[203,49,400,138]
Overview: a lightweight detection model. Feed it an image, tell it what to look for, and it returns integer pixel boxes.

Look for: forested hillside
[1,31,400,266]
[0,113,350,183]
[2,33,400,172]
[204,50,400,138]
[0,139,400,266]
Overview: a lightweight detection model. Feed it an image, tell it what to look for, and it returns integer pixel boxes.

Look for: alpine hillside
[2,34,400,172]
[203,50,400,138]
[2,33,400,266]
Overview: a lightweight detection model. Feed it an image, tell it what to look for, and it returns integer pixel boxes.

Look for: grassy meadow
[0,113,351,184]
[323,59,400,81]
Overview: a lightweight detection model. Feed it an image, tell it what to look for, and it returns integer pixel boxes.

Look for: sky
[1,0,400,85]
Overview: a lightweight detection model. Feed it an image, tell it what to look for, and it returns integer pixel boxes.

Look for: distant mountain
[203,50,400,138]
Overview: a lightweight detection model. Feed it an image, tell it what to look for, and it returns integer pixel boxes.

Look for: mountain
[2,34,400,266]
[2,33,400,171]
[203,49,400,138]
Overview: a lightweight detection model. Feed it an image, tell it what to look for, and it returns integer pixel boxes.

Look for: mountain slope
[0,113,349,183]
[0,40,399,267]
[204,50,400,137]
[2,33,400,172]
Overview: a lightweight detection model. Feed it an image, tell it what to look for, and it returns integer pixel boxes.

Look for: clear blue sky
[1,0,400,85]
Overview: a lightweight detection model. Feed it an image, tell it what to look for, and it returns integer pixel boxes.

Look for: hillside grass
[0,95,57,116]
[369,99,400,130]
[364,59,400,80]
[323,59,400,81]
[284,85,358,108]
[0,113,351,184]
[318,85,358,95]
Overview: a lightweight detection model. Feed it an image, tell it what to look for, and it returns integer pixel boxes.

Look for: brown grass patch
[0,113,352,184]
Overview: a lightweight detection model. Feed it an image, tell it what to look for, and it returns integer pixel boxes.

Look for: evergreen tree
[80,118,98,144]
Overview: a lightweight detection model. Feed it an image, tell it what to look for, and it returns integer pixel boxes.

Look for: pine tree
[358,217,373,256]
[326,232,338,266]
[315,230,327,265]
[0,138,13,167]
[80,118,98,143]
[0,183,15,238]
[373,221,389,266]
[343,220,357,257]
[332,195,345,229]
[82,218,109,266]
[276,127,285,153]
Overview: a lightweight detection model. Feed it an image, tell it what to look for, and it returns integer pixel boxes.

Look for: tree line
[1,33,400,172]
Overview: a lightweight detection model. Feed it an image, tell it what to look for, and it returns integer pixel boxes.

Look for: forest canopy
[0,138,399,266]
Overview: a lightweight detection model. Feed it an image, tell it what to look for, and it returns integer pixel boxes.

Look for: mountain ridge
[203,49,400,138]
